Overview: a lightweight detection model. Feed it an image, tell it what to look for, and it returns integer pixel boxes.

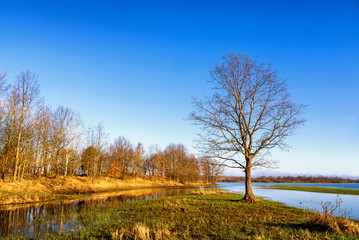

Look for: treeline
[253,175,359,183]
[218,175,359,183]
[0,70,223,183]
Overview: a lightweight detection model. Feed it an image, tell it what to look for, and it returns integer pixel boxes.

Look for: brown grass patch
[190,188,226,195]
[305,196,359,235]
[306,212,359,234]
[0,176,209,205]
[132,223,150,240]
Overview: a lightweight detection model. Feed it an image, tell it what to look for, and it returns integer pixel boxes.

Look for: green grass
[6,191,359,239]
[263,185,359,195]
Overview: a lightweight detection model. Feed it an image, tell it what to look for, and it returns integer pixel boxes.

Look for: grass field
[9,190,358,240]
[264,185,359,195]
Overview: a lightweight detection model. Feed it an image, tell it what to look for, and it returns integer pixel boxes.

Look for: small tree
[201,157,223,184]
[190,52,305,202]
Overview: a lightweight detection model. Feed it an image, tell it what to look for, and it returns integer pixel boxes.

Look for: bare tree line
[0,70,222,183]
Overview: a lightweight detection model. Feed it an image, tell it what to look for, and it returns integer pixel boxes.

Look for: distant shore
[0,176,209,205]
[262,184,359,195]
[218,175,359,183]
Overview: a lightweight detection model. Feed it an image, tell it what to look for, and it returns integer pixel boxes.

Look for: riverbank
[264,185,359,195]
[0,176,207,205]
[19,190,359,240]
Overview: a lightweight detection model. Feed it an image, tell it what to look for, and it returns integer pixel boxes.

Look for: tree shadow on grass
[266,222,336,235]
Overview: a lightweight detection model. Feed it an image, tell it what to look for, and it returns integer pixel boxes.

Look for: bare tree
[190,52,306,202]
[85,122,108,177]
[201,157,224,184]
[63,111,81,178]
[34,105,53,177]
[132,142,145,177]
[108,136,133,178]
[0,70,9,181]
[52,106,81,178]
[8,71,40,182]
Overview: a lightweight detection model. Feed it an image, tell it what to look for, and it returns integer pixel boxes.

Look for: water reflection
[0,188,192,238]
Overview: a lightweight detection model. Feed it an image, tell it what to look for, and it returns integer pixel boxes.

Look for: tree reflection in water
[0,188,191,238]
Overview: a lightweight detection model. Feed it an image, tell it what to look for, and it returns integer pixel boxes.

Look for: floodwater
[1,182,359,238]
[0,187,193,238]
[218,182,359,220]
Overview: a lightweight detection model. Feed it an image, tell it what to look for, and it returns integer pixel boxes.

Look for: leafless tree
[86,122,108,176]
[52,106,81,178]
[8,71,40,182]
[0,70,9,180]
[132,142,146,177]
[34,105,53,176]
[163,144,199,183]
[108,136,133,178]
[63,111,81,177]
[201,157,224,184]
[190,52,306,202]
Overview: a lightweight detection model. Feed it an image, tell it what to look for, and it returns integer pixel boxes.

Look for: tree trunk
[99,160,103,177]
[20,163,25,182]
[64,154,69,178]
[243,160,259,202]
[12,162,18,182]
[55,153,60,179]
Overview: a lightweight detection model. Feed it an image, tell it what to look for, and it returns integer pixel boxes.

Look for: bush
[305,195,359,234]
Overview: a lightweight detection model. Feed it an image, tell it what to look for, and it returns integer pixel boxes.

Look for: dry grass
[153,225,172,240]
[110,223,172,240]
[306,212,359,234]
[0,176,207,205]
[305,196,359,235]
[190,188,226,195]
[132,223,150,240]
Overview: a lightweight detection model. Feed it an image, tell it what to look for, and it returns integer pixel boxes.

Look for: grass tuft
[305,196,359,235]
[153,224,172,240]
[132,223,150,240]
[306,212,359,234]
[189,188,225,195]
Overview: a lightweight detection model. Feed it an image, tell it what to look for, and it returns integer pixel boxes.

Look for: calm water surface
[0,187,193,238]
[218,182,359,220]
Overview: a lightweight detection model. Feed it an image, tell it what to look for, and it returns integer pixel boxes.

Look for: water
[0,187,193,238]
[1,182,359,238]
[218,182,359,219]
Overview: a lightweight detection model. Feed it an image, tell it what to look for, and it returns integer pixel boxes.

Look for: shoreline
[262,184,359,195]
[0,176,210,206]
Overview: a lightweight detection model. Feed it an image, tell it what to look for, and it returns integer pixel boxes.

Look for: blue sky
[1,0,358,177]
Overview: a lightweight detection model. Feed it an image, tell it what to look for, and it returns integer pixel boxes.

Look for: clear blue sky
[1,0,358,177]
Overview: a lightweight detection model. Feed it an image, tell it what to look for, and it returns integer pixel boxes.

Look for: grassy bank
[11,190,358,240]
[264,185,359,195]
[0,176,207,205]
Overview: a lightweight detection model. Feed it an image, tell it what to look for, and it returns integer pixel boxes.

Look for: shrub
[305,195,359,234]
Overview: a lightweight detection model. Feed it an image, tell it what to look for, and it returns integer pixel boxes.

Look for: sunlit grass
[7,192,358,239]
[189,188,226,195]
[0,176,207,205]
